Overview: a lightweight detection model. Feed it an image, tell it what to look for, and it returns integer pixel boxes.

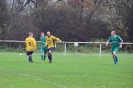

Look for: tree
[0,0,9,39]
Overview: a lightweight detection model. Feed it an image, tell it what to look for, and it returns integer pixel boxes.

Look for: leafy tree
[0,0,9,39]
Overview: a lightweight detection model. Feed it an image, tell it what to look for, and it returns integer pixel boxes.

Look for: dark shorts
[48,47,55,52]
[26,51,33,55]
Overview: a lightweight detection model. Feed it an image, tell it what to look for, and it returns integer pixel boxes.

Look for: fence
[63,42,133,56]
[0,40,133,56]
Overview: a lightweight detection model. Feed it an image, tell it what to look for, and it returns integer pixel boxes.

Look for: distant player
[25,32,37,62]
[44,31,63,63]
[40,32,48,62]
[106,31,123,64]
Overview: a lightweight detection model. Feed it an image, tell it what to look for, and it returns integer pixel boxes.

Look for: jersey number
[29,42,31,46]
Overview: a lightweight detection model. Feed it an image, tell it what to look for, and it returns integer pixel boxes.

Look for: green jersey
[40,36,47,60]
[40,36,48,53]
[40,36,46,46]
[107,35,123,47]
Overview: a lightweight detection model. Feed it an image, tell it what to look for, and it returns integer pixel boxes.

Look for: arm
[105,41,109,46]
[119,42,123,48]
[52,36,62,43]
[33,38,37,50]
[44,38,48,47]
[119,36,123,48]
[106,37,111,46]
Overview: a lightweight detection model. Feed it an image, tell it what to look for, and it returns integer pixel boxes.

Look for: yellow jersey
[45,35,62,49]
[25,37,37,51]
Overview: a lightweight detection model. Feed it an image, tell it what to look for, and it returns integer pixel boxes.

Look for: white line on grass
[0,67,66,88]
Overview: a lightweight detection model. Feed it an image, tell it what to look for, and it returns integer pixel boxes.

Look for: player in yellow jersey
[45,31,63,63]
[25,32,37,62]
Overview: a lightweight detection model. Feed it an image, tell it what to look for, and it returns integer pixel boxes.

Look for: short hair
[29,32,33,36]
[47,31,50,33]
[112,31,116,34]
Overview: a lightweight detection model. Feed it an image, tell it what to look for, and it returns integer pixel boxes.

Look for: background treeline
[0,0,133,52]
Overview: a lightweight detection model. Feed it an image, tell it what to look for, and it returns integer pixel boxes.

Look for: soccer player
[44,31,63,63]
[40,32,48,62]
[25,32,37,62]
[106,31,123,64]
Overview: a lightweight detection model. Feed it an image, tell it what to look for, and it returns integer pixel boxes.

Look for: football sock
[30,56,32,61]
[44,54,46,60]
[115,56,118,61]
[49,55,52,61]
[29,56,31,61]
[50,55,52,61]
[113,58,116,62]
[28,56,30,61]
[48,55,52,61]
[41,54,44,60]
[113,57,116,63]
[48,55,50,61]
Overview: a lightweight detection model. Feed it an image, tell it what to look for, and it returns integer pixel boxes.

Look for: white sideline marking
[0,67,66,88]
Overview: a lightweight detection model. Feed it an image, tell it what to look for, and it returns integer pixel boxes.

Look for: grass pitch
[0,52,133,88]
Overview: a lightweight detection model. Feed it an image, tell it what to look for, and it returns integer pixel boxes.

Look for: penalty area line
[0,67,66,88]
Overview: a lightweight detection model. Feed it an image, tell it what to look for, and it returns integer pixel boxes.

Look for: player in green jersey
[106,31,123,64]
[40,32,48,62]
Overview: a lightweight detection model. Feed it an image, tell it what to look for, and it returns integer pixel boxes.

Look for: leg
[43,48,48,61]
[114,47,119,64]
[112,51,116,62]
[41,52,44,61]
[112,53,116,63]
[27,51,33,62]
[29,55,33,62]
[27,52,31,61]
[112,51,118,64]
[44,53,46,60]
[41,47,45,61]
[112,48,116,63]
[48,50,52,63]
[47,48,54,63]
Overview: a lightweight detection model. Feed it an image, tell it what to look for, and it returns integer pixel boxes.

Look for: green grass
[0,52,133,88]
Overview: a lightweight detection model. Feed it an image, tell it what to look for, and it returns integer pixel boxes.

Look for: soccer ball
[19,54,22,55]
[74,42,78,47]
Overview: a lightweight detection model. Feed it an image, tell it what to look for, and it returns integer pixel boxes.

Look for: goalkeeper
[40,32,48,62]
